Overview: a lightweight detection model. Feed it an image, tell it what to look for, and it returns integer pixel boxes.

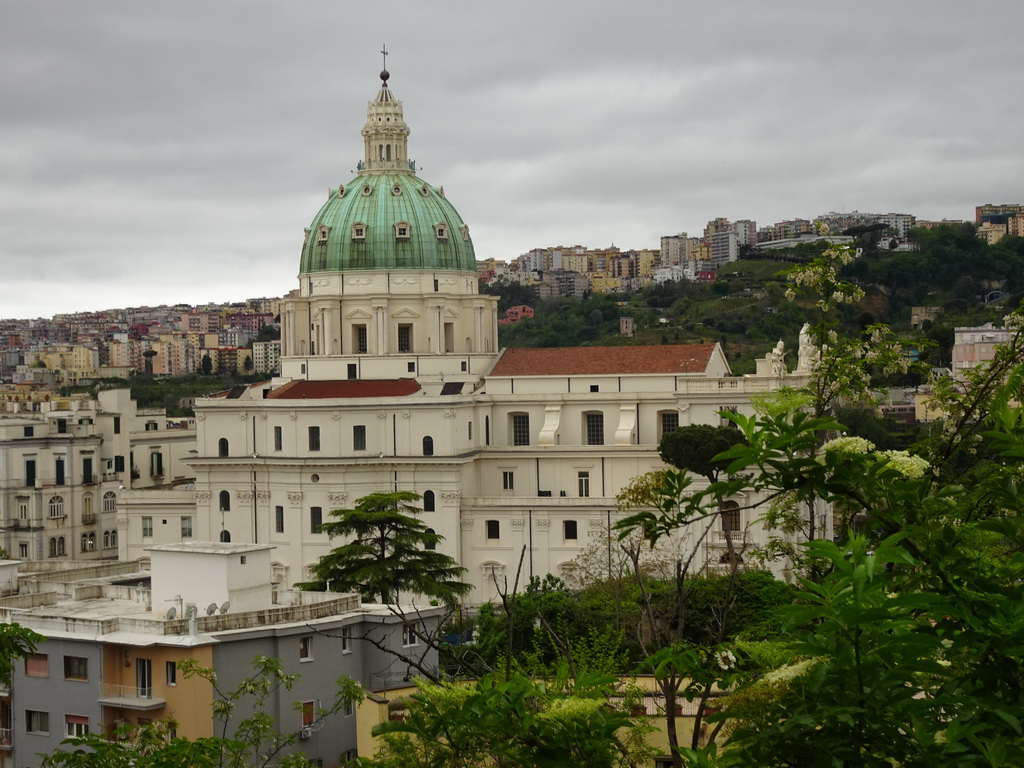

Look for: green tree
[298,491,471,605]
[658,424,746,482]
[200,353,213,375]
[0,622,43,686]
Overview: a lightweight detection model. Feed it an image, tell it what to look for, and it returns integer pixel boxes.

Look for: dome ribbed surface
[299,173,475,274]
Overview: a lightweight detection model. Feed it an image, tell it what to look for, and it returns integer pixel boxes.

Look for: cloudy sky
[1,1,1020,320]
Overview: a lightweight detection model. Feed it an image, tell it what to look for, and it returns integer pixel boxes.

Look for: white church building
[120,70,815,602]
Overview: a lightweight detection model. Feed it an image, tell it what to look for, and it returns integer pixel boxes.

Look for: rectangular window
[150,452,163,477]
[660,411,680,437]
[114,455,125,472]
[311,507,323,534]
[181,516,193,538]
[19,543,28,558]
[585,413,604,445]
[353,425,366,451]
[25,458,36,487]
[57,418,67,434]
[308,426,320,451]
[301,700,316,728]
[564,520,578,540]
[26,710,49,734]
[511,414,530,446]
[65,715,89,738]
[63,656,88,681]
[113,416,121,434]
[82,457,93,485]
[274,426,283,451]
[275,506,285,534]
[136,658,153,698]
[355,324,368,354]
[402,623,419,647]
[502,471,514,491]
[299,636,313,661]
[341,626,352,653]
[721,502,741,532]
[166,661,177,686]
[18,498,28,519]
[578,471,591,498]
[55,458,65,486]
[25,653,48,677]
[347,363,357,380]
[142,517,153,537]
[23,425,34,438]
[486,519,500,540]
[397,324,412,353]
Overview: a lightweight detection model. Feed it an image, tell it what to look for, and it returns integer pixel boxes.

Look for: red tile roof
[268,379,421,399]
[488,345,716,376]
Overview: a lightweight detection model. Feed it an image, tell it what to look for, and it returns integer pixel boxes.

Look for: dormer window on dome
[395,222,411,240]
[317,226,330,244]
[419,184,430,197]
[352,223,367,240]
[362,185,373,196]
[435,223,448,241]
[337,184,346,197]
[391,184,403,196]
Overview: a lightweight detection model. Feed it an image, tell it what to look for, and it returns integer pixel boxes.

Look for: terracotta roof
[488,345,716,376]
[268,379,421,399]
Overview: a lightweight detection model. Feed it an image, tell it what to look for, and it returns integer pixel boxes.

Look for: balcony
[97,683,166,711]
[0,728,10,749]
[82,513,97,525]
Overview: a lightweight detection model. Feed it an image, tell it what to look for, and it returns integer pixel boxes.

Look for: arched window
[103,491,117,512]
[218,438,229,457]
[424,528,437,551]
[103,531,111,549]
[110,530,118,548]
[423,491,435,512]
[220,530,231,543]
[422,436,433,456]
[48,495,64,518]
[49,538,57,558]
[81,533,95,552]
[219,491,231,512]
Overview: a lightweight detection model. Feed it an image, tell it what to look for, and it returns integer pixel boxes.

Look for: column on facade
[373,303,388,355]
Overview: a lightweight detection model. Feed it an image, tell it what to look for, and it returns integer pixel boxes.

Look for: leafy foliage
[0,622,42,686]
[365,669,655,768]
[658,425,746,482]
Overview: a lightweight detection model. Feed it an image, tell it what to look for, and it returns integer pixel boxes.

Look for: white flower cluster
[822,436,876,457]
[760,657,823,686]
[879,450,930,479]
[716,649,738,671]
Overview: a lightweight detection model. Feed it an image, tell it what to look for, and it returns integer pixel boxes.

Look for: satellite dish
[206,603,218,615]
[165,606,177,620]
[219,601,231,614]
[185,605,198,620]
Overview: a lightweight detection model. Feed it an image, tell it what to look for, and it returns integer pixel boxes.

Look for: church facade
[128,71,815,602]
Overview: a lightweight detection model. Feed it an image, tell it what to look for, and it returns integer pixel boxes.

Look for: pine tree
[299,491,470,605]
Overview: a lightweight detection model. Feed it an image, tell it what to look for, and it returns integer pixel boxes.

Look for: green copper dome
[299,73,476,275]
[299,173,475,274]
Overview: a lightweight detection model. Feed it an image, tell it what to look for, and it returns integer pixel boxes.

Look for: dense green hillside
[487,224,1024,373]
